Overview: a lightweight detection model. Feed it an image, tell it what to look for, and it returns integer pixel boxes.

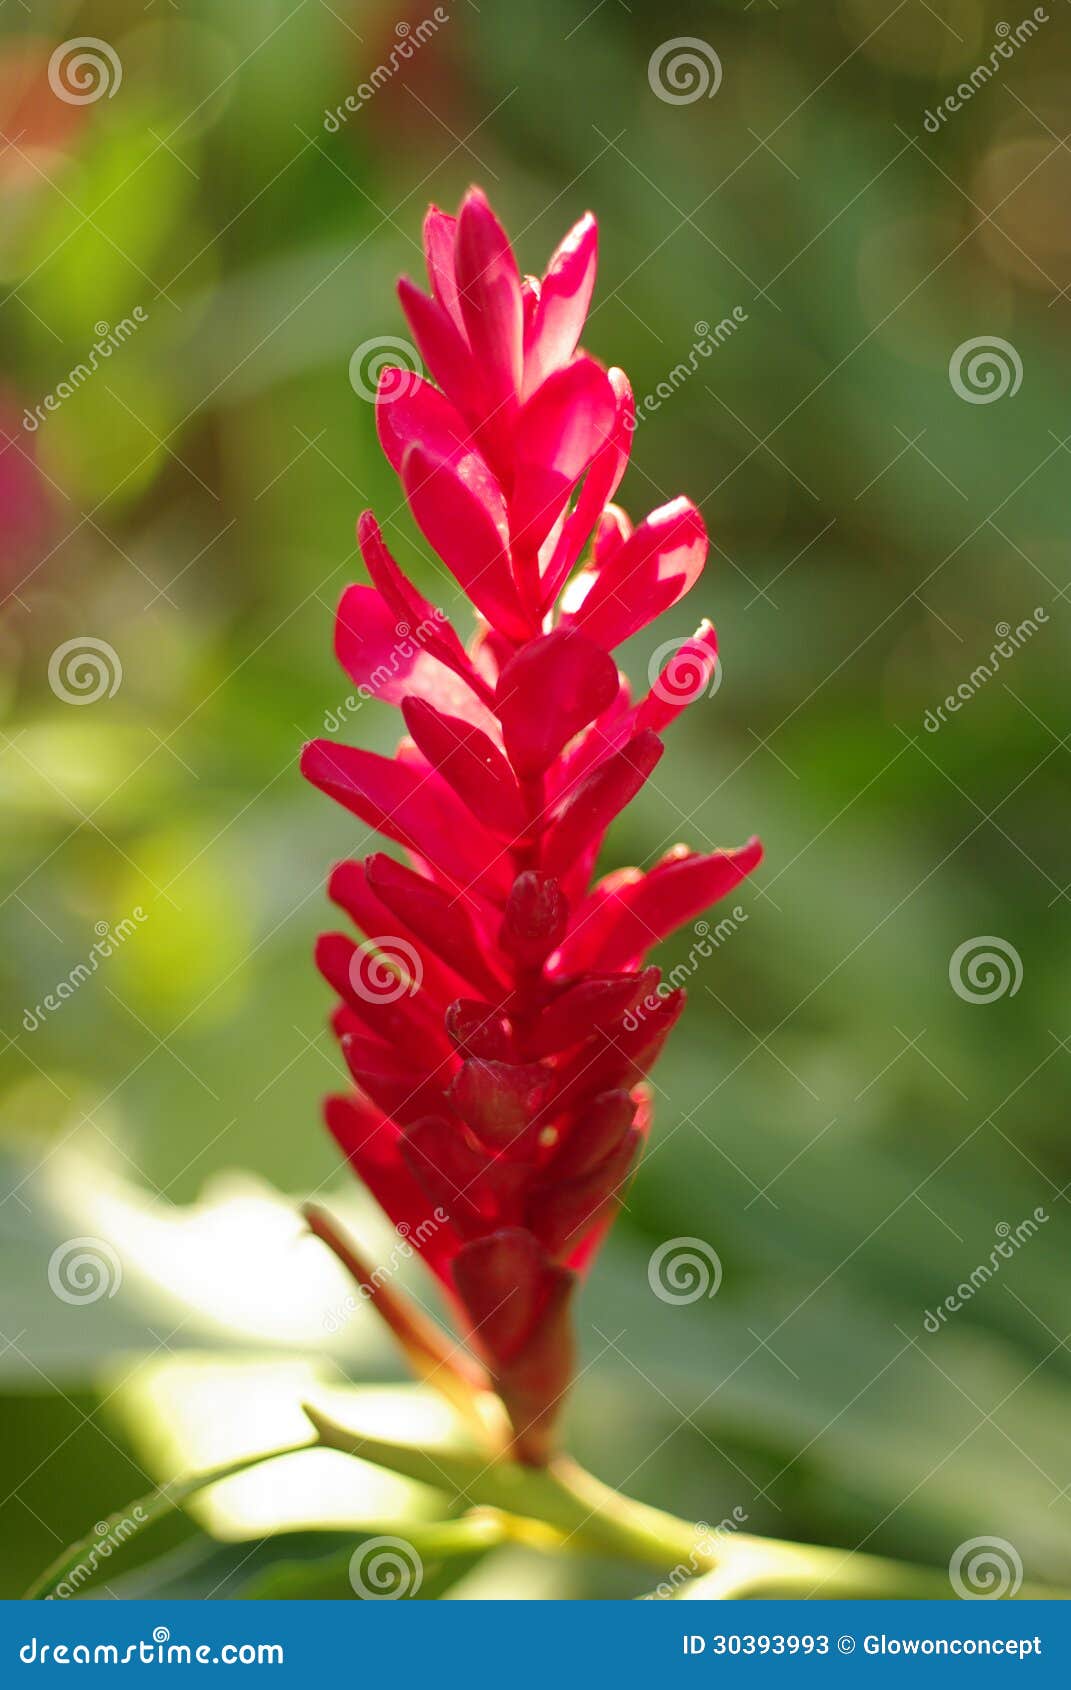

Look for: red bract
[302,188,762,1463]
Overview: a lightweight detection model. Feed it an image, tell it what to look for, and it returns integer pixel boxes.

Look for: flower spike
[304,187,762,1464]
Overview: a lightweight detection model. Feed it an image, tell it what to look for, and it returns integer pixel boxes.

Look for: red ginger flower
[302,188,762,1464]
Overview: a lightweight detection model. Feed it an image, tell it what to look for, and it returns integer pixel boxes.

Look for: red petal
[445,998,514,1061]
[566,1087,653,1276]
[423,205,465,332]
[495,628,619,778]
[375,367,474,476]
[557,839,763,973]
[539,368,634,610]
[499,870,569,969]
[551,1089,637,1181]
[554,989,685,1106]
[302,739,421,841]
[523,212,597,397]
[639,620,718,731]
[402,696,527,838]
[355,513,475,681]
[340,1031,447,1126]
[454,188,523,418]
[593,503,632,566]
[451,1227,557,1365]
[521,274,540,333]
[527,1127,640,1258]
[301,740,508,899]
[401,1114,497,1237]
[569,497,707,650]
[315,931,454,1067]
[542,730,663,878]
[329,858,472,1008]
[449,1057,552,1151]
[325,1094,461,1284]
[510,357,617,555]
[397,277,483,422]
[522,973,650,1060]
[498,1269,574,1462]
[334,580,492,731]
[453,1229,575,1460]
[401,441,529,640]
[365,852,508,1001]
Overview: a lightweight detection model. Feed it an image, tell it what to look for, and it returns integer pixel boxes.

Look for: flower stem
[305,1409,1071,1599]
[29,1421,1071,1602]
[542,1456,711,1567]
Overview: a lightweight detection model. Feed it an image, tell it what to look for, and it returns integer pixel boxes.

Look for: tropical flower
[302,187,761,1463]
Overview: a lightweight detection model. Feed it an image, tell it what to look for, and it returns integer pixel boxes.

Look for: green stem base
[26,1417,1070,1602]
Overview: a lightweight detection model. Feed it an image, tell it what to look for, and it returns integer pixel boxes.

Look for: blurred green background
[2,0,1069,1600]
